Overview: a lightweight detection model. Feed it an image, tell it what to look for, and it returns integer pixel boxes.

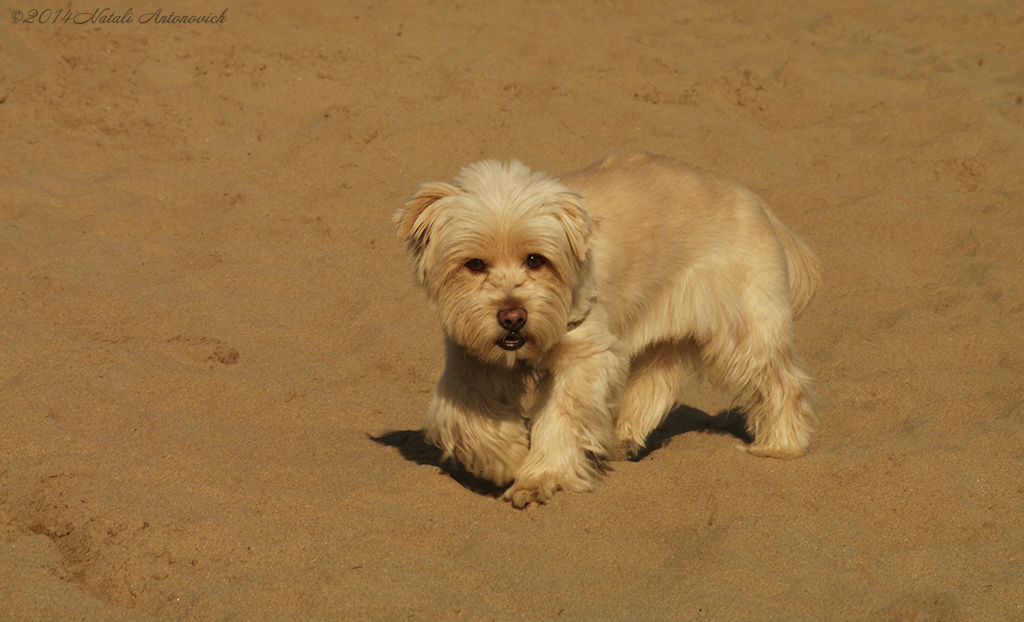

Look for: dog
[395,152,821,508]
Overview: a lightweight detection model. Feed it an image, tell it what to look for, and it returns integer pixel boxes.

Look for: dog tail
[764,207,822,317]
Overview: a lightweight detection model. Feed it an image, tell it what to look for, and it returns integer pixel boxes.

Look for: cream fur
[395,152,821,507]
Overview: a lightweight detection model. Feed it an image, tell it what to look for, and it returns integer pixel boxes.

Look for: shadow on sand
[369,429,507,497]
[627,404,753,461]
[371,404,753,497]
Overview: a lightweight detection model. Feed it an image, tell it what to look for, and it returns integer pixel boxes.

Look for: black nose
[497,307,527,331]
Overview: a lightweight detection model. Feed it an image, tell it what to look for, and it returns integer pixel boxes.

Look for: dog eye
[525,254,547,270]
[465,258,487,273]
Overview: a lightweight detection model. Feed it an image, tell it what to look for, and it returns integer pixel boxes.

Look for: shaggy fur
[395,152,821,508]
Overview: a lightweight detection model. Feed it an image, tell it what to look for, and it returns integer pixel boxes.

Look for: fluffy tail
[764,207,822,316]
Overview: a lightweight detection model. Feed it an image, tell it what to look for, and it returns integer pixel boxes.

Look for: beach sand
[2,1,1022,620]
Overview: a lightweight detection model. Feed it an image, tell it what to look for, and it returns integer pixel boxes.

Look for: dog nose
[497,307,527,331]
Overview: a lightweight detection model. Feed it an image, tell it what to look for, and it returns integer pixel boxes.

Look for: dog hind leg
[614,341,697,456]
[703,290,816,459]
[738,343,816,458]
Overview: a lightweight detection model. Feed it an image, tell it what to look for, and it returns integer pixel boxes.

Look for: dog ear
[553,191,595,262]
[394,182,458,255]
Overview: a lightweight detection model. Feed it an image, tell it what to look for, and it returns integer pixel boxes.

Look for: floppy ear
[552,191,596,262]
[394,182,458,256]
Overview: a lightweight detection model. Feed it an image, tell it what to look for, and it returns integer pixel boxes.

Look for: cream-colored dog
[395,152,820,508]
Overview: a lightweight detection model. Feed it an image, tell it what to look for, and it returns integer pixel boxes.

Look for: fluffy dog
[395,152,821,508]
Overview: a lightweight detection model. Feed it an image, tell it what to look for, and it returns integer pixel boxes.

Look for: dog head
[395,160,595,367]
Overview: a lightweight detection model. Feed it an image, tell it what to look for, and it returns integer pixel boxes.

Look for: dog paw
[456,443,529,487]
[742,442,807,459]
[502,478,562,509]
[617,439,643,461]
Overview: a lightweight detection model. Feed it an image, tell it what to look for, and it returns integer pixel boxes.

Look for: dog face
[396,160,594,367]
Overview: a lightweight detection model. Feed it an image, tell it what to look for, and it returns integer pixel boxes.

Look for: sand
[2,1,1022,620]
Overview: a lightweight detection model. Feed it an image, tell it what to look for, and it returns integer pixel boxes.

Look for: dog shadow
[627,405,753,461]
[371,406,752,494]
[368,430,507,497]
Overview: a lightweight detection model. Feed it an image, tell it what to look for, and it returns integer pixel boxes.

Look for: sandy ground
[2,1,1023,620]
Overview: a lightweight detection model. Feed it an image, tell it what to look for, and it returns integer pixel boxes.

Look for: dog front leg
[504,337,627,508]
[424,353,530,486]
